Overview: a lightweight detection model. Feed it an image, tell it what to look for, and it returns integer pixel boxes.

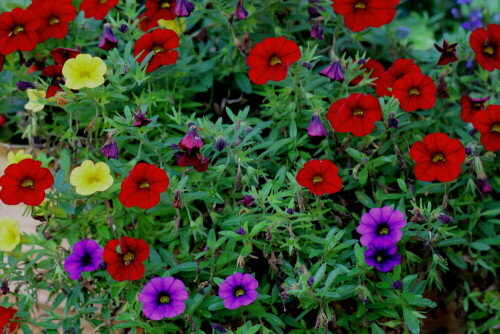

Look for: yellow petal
[0,217,21,251]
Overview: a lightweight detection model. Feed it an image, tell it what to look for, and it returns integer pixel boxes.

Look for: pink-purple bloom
[364,239,402,272]
[310,20,324,40]
[64,239,103,280]
[307,114,328,137]
[138,277,189,320]
[180,127,204,152]
[239,195,254,207]
[100,138,118,159]
[357,206,406,247]
[319,60,344,82]
[16,81,36,91]
[133,109,152,127]
[174,0,195,17]
[234,0,248,20]
[98,24,118,51]
[218,273,259,309]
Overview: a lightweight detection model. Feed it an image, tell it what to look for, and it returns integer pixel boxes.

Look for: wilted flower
[307,276,314,285]
[133,108,152,127]
[180,127,204,152]
[308,0,325,19]
[100,136,119,160]
[301,61,313,70]
[310,20,324,39]
[477,178,493,193]
[212,323,228,333]
[434,40,458,66]
[287,208,295,214]
[219,273,259,309]
[307,114,328,138]
[231,0,248,21]
[16,81,35,91]
[239,195,254,207]
[388,112,399,129]
[319,60,344,82]
[437,213,453,224]
[98,23,118,51]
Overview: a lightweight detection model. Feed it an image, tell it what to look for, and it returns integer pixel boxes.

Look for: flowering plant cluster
[1,0,499,333]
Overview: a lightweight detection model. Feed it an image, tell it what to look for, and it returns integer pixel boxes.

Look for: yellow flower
[158,18,186,36]
[25,89,47,112]
[0,217,21,251]
[7,149,33,164]
[70,160,114,195]
[62,54,107,90]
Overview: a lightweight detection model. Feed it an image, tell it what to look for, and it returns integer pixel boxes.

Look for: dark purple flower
[234,0,248,20]
[301,61,313,70]
[307,276,314,285]
[308,0,325,19]
[235,227,246,235]
[477,178,493,194]
[319,60,344,82]
[214,136,228,151]
[434,40,458,65]
[218,273,259,309]
[310,20,324,40]
[1,278,9,295]
[100,138,118,160]
[118,24,128,33]
[465,147,474,156]
[239,195,254,207]
[16,81,36,90]
[365,239,402,273]
[212,323,228,333]
[307,114,328,137]
[138,277,189,320]
[174,0,195,17]
[392,280,403,290]
[468,128,478,136]
[64,239,103,280]
[357,206,406,247]
[179,127,204,152]
[286,208,295,214]
[133,108,152,127]
[98,24,118,51]
[437,214,453,224]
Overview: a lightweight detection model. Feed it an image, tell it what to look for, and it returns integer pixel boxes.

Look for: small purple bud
[245,126,253,134]
[451,8,460,19]
[212,324,228,334]
[1,278,9,295]
[98,261,108,270]
[16,81,36,91]
[214,136,228,151]
[396,26,411,38]
[362,157,368,164]
[239,195,254,207]
[356,59,367,65]
[388,112,399,129]
[301,61,313,70]
[308,0,325,19]
[235,227,246,235]
[174,0,195,17]
[118,24,129,33]
[392,280,403,290]
[477,178,493,194]
[179,128,204,151]
[468,128,478,136]
[234,0,248,20]
[319,60,344,82]
[203,246,211,252]
[98,23,118,51]
[310,20,324,40]
[466,59,474,70]
[100,138,119,160]
[286,208,295,214]
[307,114,328,138]
[133,108,152,127]
[437,213,453,224]
[307,276,314,285]
[465,147,473,156]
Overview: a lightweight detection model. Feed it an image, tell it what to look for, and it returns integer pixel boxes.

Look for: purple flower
[451,8,460,19]
[118,24,128,33]
[16,81,36,90]
[461,9,483,31]
[365,239,402,273]
[307,276,314,285]
[174,0,195,17]
[214,136,228,151]
[477,178,493,194]
[437,214,453,224]
[212,324,228,333]
[301,61,313,70]
[319,60,344,82]
[388,112,399,129]
[457,0,472,4]
[100,138,118,160]
[396,26,411,38]
[138,277,189,320]
[308,0,325,19]
[286,208,295,214]
[392,280,403,290]
[98,24,118,51]
[357,206,406,247]
[465,147,474,156]
[133,108,152,127]
[234,0,248,20]
[64,239,103,280]
[179,127,204,152]
[218,273,259,309]
[310,21,324,40]
[239,195,254,207]
[307,114,328,138]
[235,227,246,235]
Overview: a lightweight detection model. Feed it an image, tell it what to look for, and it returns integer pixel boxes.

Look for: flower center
[312,176,323,184]
[352,108,364,116]
[152,46,165,55]
[123,252,134,265]
[159,295,170,304]
[12,25,24,35]
[431,153,446,163]
[483,45,494,56]
[21,178,34,188]
[377,223,390,235]
[491,123,500,133]
[269,56,282,66]
[161,1,171,8]
[99,0,108,3]
[88,175,101,183]
[80,71,90,78]
[354,2,366,9]
[376,255,383,262]
[139,181,150,189]
[234,288,245,297]
[446,48,455,53]
[49,17,60,25]
[409,88,421,96]
[473,103,482,109]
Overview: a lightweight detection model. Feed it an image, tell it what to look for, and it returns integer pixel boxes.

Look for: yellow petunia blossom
[0,217,21,251]
[158,18,186,36]
[25,89,47,112]
[70,160,114,196]
[7,149,33,164]
[62,54,107,90]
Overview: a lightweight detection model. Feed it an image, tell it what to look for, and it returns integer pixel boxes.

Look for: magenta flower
[219,273,258,309]
[319,60,344,82]
[98,24,118,51]
[356,206,406,247]
[234,0,248,20]
[64,239,103,280]
[174,0,195,17]
[179,127,204,152]
[365,239,402,272]
[310,20,324,40]
[307,114,327,137]
[100,137,118,160]
[133,109,152,127]
[238,195,254,207]
[138,277,189,320]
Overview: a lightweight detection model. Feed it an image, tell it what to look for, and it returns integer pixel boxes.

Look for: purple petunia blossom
[98,24,118,51]
[307,114,328,137]
[218,273,259,309]
[100,138,119,160]
[235,227,246,235]
[214,136,228,151]
[64,239,103,280]
[138,277,189,320]
[234,0,248,20]
[365,239,402,273]
[133,108,152,127]
[357,206,406,247]
[180,127,204,152]
[174,0,195,17]
[310,21,324,40]
[16,81,36,91]
[319,60,344,82]
[239,195,254,207]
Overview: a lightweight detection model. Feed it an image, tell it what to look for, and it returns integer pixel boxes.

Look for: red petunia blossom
[471,105,500,151]
[392,73,436,112]
[42,65,64,98]
[409,133,466,182]
[119,163,169,209]
[28,0,76,43]
[79,0,119,20]
[326,93,382,136]
[460,95,490,123]
[133,28,179,73]
[0,158,54,206]
[376,59,422,97]
[50,47,80,65]
[296,159,343,196]
[332,0,400,32]
[350,59,385,86]
[140,0,177,32]
[0,306,20,333]
[469,24,500,72]
[0,7,42,55]
[103,236,150,282]
[246,37,301,85]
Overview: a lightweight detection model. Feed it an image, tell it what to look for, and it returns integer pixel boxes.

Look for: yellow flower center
[312,176,323,184]
[483,45,494,55]
[88,175,101,183]
[21,178,34,188]
[99,0,108,3]
[152,46,165,55]
[12,26,24,35]
[352,108,364,116]
[80,71,90,78]
[473,103,482,109]
[139,181,150,189]
[269,56,282,66]
[491,123,500,133]
[379,227,389,235]
[431,153,446,163]
[159,295,170,304]
[49,17,60,25]
[376,255,382,262]
[123,252,134,265]
[235,289,245,297]
[355,2,366,9]
[446,48,454,53]
[161,1,171,8]
[409,88,421,96]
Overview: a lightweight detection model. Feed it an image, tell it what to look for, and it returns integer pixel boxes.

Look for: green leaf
[403,306,421,334]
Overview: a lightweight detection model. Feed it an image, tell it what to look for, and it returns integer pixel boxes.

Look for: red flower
[296,159,343,196]
[460,95,490,123]
[434,40,458,66]
[42,65,64,98]
[133,28,179,73]
[469,24,500,72]
[50,47,80,65]
[0,54,5,72]
[392,73,436,112]
[28,0,76,43]
[376,59,422,97]
[471,105,500,151]
[246,37,301,85]
[119,163,169,209]
[177,150,210,172]
[332,0,400,32]
[0,7,42,55]
[350,59,385,86]
[140,0,177,32]
[0,306,20,333]
[326,93,382,137]
[409,133,465,182]
[104,236,150,282]
[79,0,119,20]
[0,159,54,206]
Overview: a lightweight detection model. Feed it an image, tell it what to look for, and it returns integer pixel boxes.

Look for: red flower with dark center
[376,59,422,97]
[42,65,64,98]
[296,159,343,196]
[460,95,490,123]
[140,0,177,32]
[0,7,42,55]
[350,59,385,86]
[0,158,54,206]
[392,73,436,112]
[79,0,119,20]
[28,0,76,43]
[326,93,382,137]
[0,306,20,333]
[409,133,466,182]
[471,105,500,151]
[246,37,301,85]
[332,0,400,32]
[469,24,500,72]
[118,163,169,209]
[50,47,80,65]
[133,28,179,73]
[103,236,150,282]
[434,40,459,66]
